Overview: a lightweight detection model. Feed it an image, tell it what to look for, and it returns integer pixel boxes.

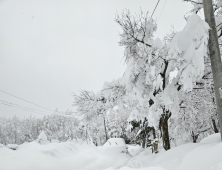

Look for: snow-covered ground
[0,134,222,170]
[0,140,130,170]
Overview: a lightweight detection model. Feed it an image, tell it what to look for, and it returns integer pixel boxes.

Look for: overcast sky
[0,0,192,118]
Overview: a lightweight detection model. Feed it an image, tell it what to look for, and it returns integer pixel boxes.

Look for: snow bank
[121,134,222,170]
[118,167,166,170]
[1,134,222,170]
[0,140,130,170]
[200,133,221,144]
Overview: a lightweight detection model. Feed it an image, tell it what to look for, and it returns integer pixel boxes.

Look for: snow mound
[200,133,221,144]
[0,141,130,170]
[121,140,222,170]
[127,145,144,156]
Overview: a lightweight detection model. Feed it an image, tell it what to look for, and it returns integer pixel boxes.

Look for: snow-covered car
[102,138,128,154]
[7,144,18,150]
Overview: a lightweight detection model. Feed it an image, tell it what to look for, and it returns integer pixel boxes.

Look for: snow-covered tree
[169,60,219,145]
[114,9,209,150]
[73,90,111,143]
[115,10,173,150]
[129,117,155,148]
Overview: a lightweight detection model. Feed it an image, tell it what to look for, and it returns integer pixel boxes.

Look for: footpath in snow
[0,134,222,170]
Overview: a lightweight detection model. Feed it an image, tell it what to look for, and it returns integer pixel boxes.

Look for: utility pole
[203,0,222,140]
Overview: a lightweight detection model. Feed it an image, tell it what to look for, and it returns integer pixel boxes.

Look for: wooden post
[154,140,158,154]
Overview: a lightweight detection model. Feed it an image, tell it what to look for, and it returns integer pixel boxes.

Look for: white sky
[0,0,192,118]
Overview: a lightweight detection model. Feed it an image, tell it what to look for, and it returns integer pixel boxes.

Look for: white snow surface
[1,134,222,170]
[200,133,221,144]
[0,143,6,148]
[127,145,144,156]
[0,141,130,170]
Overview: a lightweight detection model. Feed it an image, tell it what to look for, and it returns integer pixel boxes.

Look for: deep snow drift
[120,133,222,170]
[0,141,130,170]
[0,134,222,170]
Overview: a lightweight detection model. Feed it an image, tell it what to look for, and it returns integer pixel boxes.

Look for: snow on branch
[73,90,97,116]
[168,14,209,92]
[115,10,153,47]
[184,0,222,36]
[115,10,157,62]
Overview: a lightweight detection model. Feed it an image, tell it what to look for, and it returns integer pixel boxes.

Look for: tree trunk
[142,137,146,148]
[159,110,171,150]
[191,131,198,143]
[152,127,156,139]
[212,118,219,133]
[104,117,108,142]
[86,129,88,144]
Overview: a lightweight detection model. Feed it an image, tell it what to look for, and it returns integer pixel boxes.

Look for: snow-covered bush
[36,131,49,145]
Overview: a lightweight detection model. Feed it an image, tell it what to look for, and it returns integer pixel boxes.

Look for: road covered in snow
[1,134,222,170]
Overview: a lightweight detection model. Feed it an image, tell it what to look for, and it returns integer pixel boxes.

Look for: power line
[0,89,72,116]
[0,99,74,117]
[1,103,47,115]
[157,0,166,22]
[0,89,55,112]
[151,0,161,18]
[0,99,52,115]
